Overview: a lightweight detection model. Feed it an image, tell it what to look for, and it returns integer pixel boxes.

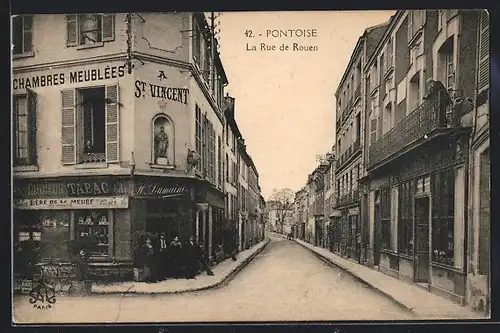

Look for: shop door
[414,197,430,283]
[240,219,245,249]
[204,211,210,255]
[373,204,381,266]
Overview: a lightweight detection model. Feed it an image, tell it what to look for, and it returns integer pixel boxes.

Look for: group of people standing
[141,234,214,283]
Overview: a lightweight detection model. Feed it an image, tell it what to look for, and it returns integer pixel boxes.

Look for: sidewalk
[294,238,487,320]
[92,238,269,295]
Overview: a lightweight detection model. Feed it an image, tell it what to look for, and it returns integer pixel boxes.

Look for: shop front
[329,210,342,254]
[193,181,225,260]
[13,176,132,262]
[13,176,133,284]
[132,176,197,245]
[368,134,469,304]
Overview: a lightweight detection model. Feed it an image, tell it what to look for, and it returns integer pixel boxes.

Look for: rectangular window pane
[75,210,109,256]
[40,212,71,261]
[19,148,29,159]
[19,232,30,242]
[18,120,28,135]
[13,16,23,54]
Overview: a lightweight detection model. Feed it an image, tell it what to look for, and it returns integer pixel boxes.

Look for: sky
[216,11,395,200]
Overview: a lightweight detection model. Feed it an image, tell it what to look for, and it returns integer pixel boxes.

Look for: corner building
[360,10,484,305]
[12,13,229,273]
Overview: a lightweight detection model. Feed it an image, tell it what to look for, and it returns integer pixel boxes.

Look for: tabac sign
[13,178,131,199]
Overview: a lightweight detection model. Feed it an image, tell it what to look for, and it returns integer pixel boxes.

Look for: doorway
[414,196,430,283]
[373,203,381,266]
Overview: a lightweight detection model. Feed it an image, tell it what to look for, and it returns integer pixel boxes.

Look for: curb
[91,238,270,296]
[293,239,415,315]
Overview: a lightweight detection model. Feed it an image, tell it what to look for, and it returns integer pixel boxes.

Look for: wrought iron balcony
[335,138,361,169]
[335,189,360,207]
[79,152,106,164]
[367,93,469,169]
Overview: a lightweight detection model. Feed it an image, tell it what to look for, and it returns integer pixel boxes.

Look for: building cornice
[13,168,132,179]
[12,53,128,73]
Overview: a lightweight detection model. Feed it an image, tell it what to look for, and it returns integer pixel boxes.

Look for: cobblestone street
[13,235,414,323]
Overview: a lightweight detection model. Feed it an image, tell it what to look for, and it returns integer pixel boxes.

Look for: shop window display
[14,211,70,262]
[39,211,70,261]
[75,210,109,257]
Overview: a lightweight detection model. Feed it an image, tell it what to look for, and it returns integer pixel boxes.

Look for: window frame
[66,14,115,49]
[398,180,415,255]
[380,187,392,250]
[12,15,34,57]
[13,90,37,167]
[431,168,455,267]
[445,48,455,90]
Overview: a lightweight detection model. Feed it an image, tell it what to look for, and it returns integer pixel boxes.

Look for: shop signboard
[13,178,131,199]
[134,178,190,199]
[14,196,129,210]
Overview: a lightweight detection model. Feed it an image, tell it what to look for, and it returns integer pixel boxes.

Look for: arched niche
[152,113,175,167]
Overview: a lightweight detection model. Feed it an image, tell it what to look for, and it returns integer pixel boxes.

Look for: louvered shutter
[76,97,85,159]
[27,89,37,165]
[478,11,489,90]
[61,89,77,165]
[105,85,119,163]
[66,14,78,47]
[12,99,17,163]
[23,16,33,53]
[370,117,378,146]
[102,14,115,42]
[377,108,383,137]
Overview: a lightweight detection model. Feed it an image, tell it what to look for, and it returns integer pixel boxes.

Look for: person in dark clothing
[356,232,362,263]
[168,235,182,278]
[424,79,452,127]
[142,238,156,283]
[196,239,214,276]
[157,233,168,280]
[223,229,237,261]
[183,236,199,279]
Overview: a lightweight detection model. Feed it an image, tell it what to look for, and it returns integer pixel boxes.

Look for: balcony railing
[79,152,106,164]
[336,138,361,169]
[368,93,466,169]
[335,189,360,207]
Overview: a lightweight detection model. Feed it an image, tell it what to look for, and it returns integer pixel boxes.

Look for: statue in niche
[154,124,170,165]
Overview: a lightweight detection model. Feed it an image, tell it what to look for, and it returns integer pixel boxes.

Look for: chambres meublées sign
[12,65,126,90]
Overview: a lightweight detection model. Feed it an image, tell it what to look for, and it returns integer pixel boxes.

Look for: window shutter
[407,12,413,38]
[76,96,85,160]
[66,14,78,46]
[61,89,77,165]
[27,89,37,165]
[478,11,489,90]
[23,16,33,53]
[13,98,18,163]
[102,14,115,42]
[105,84,120,163]
[370,117,378,145]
